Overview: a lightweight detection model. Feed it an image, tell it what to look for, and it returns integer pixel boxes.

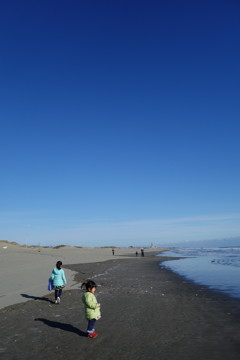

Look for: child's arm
[49,271,54,281]
[62,269,67,284]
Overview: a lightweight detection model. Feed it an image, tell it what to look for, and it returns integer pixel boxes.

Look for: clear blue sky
[1,0,240,247]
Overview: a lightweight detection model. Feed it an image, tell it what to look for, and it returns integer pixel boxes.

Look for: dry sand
[1,242,240,360]
[0,241,162,309]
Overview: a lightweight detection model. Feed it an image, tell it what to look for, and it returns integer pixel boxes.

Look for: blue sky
[1,0,240,247]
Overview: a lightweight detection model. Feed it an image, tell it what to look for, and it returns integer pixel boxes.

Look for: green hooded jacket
[82,292,101,320]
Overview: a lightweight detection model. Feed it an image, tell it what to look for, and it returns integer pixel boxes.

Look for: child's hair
[81,280,97,291]
[56,261,62,270]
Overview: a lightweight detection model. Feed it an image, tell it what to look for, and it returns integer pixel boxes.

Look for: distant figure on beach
[141,248,144,257]
[112,249,115,255]
[136,251,138,256]
[49,261,67,304]
[81,280,101,338]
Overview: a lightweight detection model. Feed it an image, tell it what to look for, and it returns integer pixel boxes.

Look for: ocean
[158,247,240,299]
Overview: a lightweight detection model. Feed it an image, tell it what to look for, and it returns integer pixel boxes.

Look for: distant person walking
[49,261,67,304]
[141,248,144,257]
[81,280,101,338]
[112,249,115,255]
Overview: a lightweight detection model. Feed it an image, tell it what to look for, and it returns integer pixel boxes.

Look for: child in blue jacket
[49,261,67,304]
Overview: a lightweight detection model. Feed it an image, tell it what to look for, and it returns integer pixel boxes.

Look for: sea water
[158,248,240,299]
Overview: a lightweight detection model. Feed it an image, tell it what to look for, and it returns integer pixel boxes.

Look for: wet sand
[1,253,240,360]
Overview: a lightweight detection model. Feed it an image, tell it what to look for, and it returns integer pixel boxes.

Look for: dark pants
[87,319,96,333]
[55,289,62,299]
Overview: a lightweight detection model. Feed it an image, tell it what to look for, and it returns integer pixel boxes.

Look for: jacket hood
[52,268,62,275]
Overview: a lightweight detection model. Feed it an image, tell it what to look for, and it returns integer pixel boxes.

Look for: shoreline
[66,254,240,315]
[1,253,240,359]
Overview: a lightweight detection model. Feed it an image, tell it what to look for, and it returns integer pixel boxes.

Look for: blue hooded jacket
[50,268,67,287]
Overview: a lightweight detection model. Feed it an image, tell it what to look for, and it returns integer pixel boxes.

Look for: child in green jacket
[81,280,101,338]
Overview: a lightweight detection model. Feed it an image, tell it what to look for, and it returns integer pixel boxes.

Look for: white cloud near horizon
[1,212,240,247]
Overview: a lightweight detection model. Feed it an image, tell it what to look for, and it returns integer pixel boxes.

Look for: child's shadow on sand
[35,318,87,337]
[21,294,55,304]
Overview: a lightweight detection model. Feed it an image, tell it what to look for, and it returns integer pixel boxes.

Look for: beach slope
[1,253,240,360]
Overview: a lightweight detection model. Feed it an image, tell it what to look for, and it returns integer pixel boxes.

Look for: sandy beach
[0,241,162,309]
[1,242,240,360]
